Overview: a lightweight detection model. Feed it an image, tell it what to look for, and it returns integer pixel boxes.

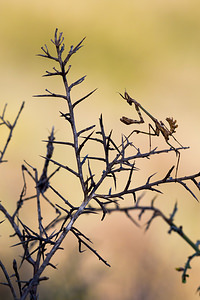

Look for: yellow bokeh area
[0,1,200,299]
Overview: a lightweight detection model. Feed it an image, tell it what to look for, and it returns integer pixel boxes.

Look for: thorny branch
[0,28,200,299]
[0,102,24,163]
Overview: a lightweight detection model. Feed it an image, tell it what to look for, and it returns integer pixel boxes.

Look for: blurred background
[0,0,200,299]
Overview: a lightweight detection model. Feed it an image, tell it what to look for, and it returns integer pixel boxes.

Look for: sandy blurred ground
[0,0,200,299]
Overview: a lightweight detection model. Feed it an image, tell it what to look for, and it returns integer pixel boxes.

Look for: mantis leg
[120,123,159,151]
[170,134,183,148]
[166,141,180,179]
[148,123,160,152]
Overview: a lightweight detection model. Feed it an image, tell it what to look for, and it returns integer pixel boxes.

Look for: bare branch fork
[0,28,200,299]
[0,102,24,163]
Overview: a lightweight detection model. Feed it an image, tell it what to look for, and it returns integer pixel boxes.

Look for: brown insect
[120,91,183,177]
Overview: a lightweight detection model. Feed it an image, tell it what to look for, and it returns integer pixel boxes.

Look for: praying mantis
[119,91,184,178]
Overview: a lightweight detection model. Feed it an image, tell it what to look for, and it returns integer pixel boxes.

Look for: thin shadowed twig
[0,101,24,163]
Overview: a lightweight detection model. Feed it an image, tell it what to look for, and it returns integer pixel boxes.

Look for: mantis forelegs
[120,91,184,178]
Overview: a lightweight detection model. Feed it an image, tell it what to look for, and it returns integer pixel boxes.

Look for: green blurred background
[1,0,200,299]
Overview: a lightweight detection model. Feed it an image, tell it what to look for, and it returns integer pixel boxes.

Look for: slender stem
[0,203,35,266]
[95,171,200,200]
[0,101,24,163]
[55,44,86,196]
[20,198,92,300]
[0,260,18,300]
